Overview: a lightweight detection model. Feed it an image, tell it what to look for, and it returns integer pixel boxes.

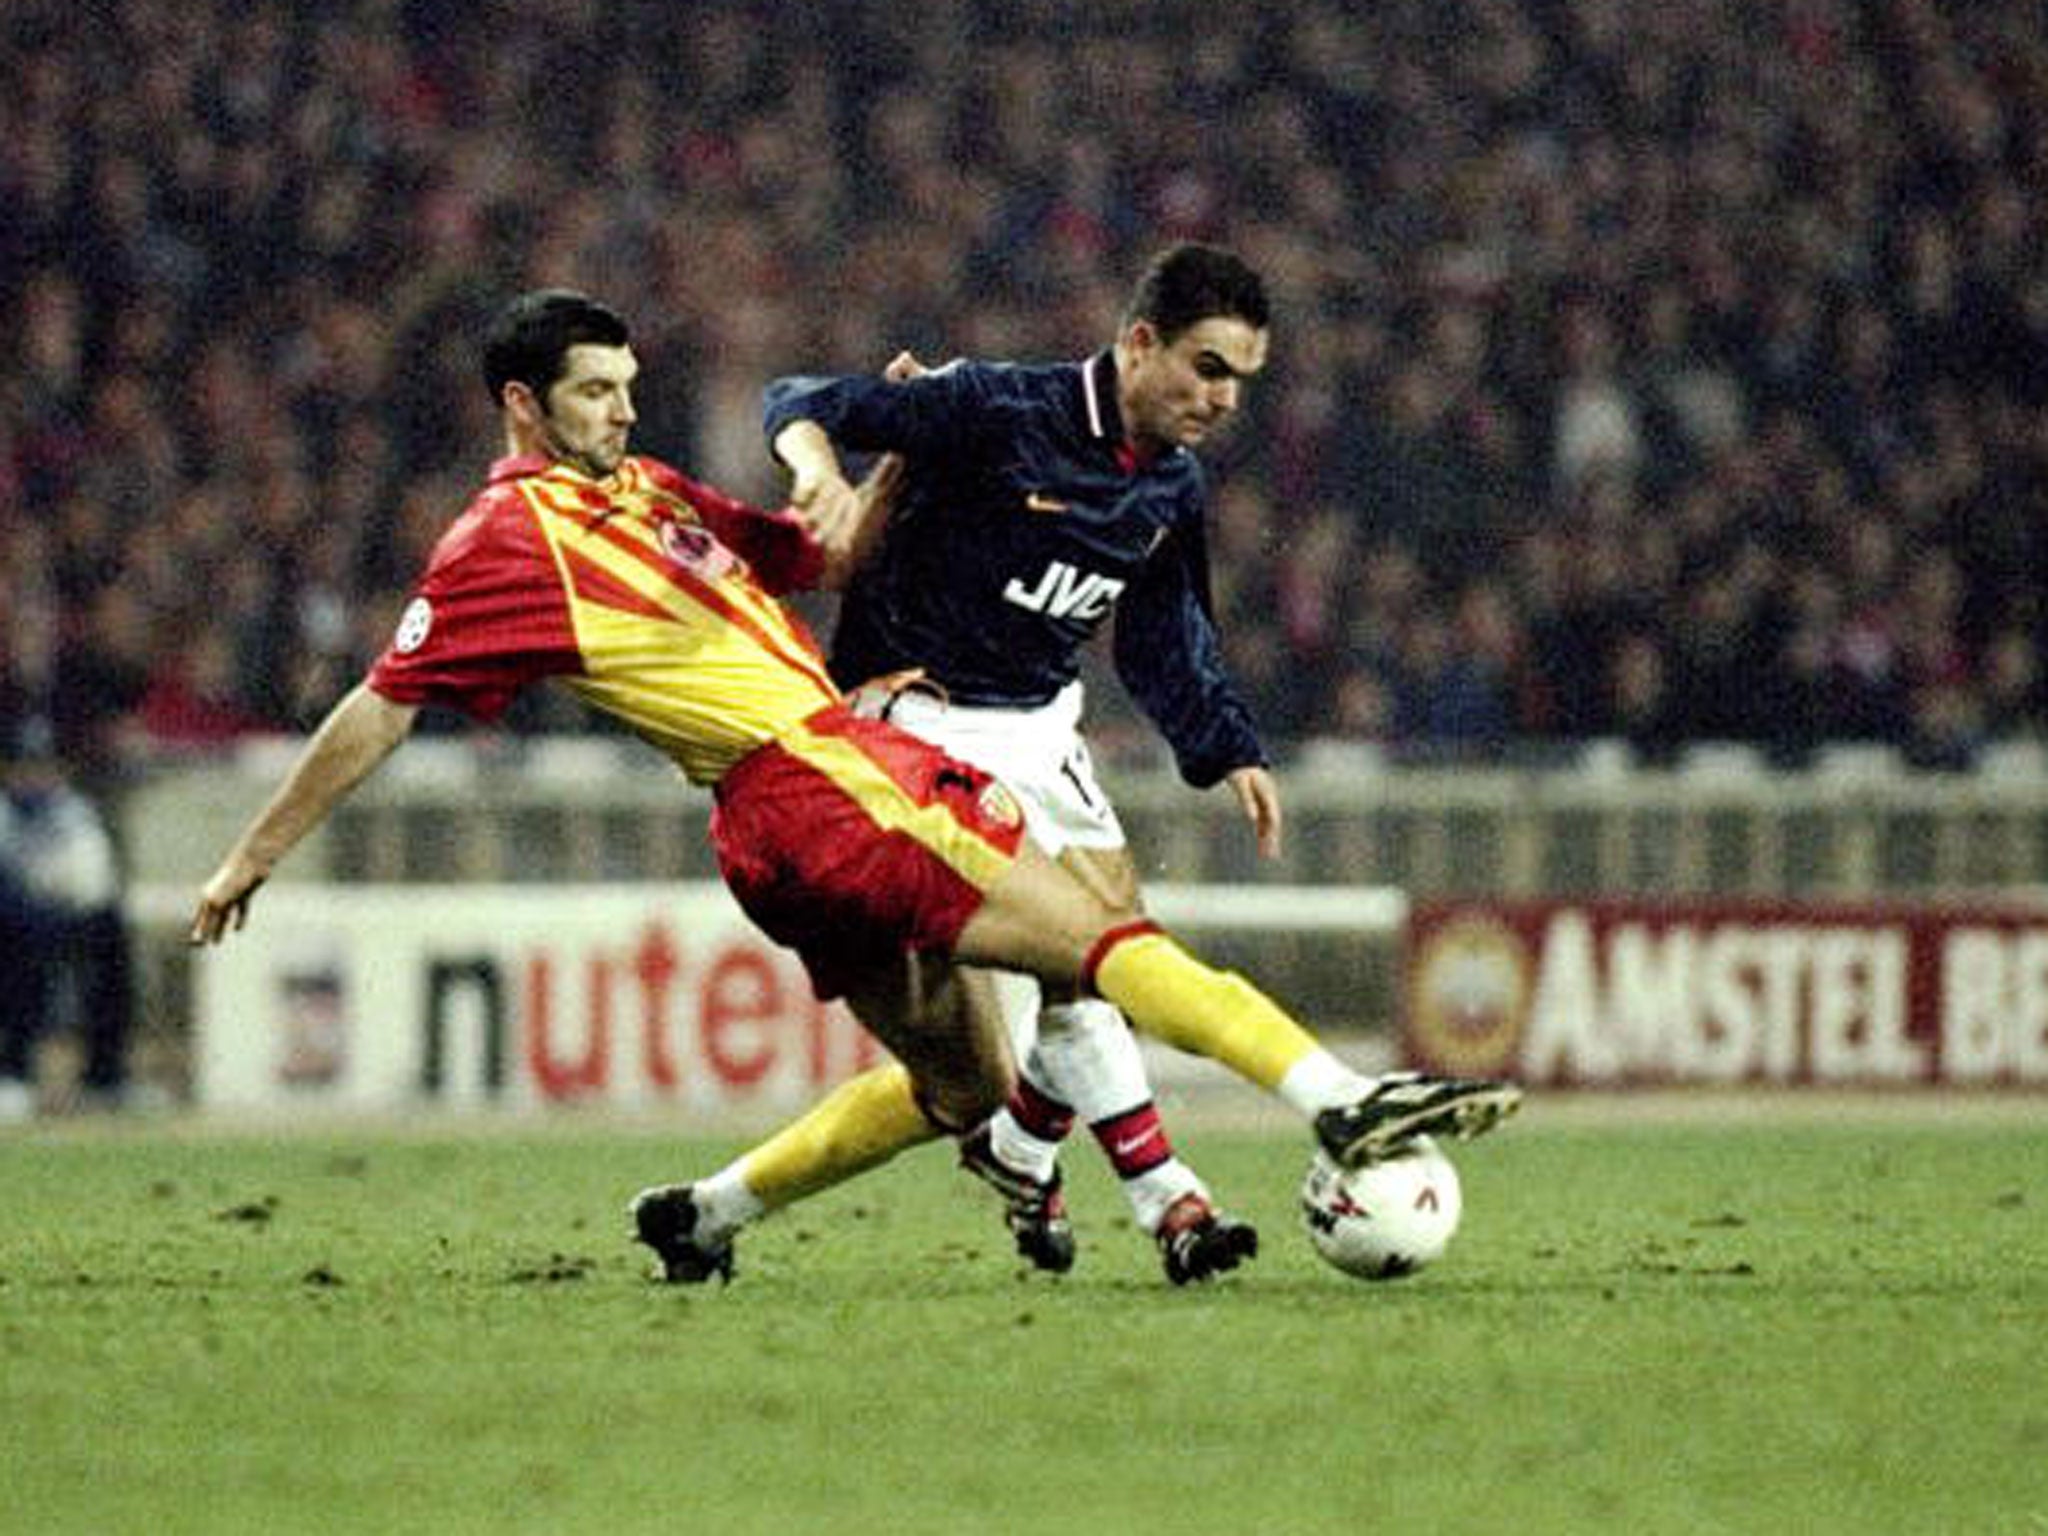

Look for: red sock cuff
[1011,1075,1076,1141]
[1090,1103,1173,1178]
[1080,918,1164,995]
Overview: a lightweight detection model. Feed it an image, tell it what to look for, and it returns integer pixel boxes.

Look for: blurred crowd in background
[3,0,2046,784]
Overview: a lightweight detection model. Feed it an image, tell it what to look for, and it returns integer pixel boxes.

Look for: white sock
[690,1164,765,1239]
[1273,1049,1376,1117]
[990,969,1044,1058]
[988,1106,1060,1184]
[1030,1000,1227,1229]
[1125,1162,1206,1234]
[1033,998,1151,1123]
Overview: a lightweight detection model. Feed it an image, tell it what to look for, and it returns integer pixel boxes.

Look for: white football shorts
[877,680,1124,856]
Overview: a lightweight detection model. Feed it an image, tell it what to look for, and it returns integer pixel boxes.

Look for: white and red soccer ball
[1300,1136,1463,1281]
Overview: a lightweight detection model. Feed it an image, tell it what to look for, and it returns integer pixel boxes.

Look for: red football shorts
[710,702,1028,999]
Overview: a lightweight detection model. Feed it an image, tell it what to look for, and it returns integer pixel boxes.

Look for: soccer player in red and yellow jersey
[189,290,1519,1282]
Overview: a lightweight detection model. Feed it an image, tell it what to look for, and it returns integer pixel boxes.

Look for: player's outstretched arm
[188,684,418,945]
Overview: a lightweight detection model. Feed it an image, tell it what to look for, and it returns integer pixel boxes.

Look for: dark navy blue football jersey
[762,351,1267,788]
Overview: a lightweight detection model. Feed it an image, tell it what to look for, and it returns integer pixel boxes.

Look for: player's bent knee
[957,841,1137,986]
[914,1069,1010,1135]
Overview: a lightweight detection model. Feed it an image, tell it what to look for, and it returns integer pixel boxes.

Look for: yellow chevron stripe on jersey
[779,717,1016,891]
[511,471,836,784]
[561,605,832,781]
[524,479,831,685]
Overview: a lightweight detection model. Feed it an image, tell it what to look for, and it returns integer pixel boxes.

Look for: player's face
[1120,316,1268,452]
[538,343,639,477]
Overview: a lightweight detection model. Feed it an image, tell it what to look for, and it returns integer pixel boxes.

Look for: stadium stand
[2,0,2043,775]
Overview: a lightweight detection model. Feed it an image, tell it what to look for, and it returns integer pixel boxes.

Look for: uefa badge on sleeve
[394,597,434,654]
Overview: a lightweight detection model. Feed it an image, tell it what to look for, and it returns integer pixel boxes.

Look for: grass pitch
[2,1104,2044,1535]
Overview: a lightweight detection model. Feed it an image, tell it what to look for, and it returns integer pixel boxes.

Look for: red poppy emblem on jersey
[658,517,735,580]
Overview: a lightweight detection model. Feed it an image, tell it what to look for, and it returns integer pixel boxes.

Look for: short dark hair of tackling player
[481,289,631,405]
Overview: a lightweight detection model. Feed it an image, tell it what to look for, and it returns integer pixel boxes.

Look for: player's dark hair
[1125,243,1270,342]
[481,289,631,404]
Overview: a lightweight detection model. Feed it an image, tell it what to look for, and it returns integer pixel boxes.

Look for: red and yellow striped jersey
[368,453,841,784]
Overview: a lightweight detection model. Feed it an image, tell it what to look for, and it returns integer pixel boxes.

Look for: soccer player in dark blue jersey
[640,246,1520,1286]
[771,244,1279,1281]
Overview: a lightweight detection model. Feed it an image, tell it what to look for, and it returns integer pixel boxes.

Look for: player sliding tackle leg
[634,836,1521,1285]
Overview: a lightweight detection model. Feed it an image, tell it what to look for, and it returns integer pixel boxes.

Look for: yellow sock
[739,1063,938,1210]
[1092,930,1321,1091]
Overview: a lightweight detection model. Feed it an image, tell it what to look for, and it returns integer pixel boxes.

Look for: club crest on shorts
[393,597,433,654]
[977,780,1022,830]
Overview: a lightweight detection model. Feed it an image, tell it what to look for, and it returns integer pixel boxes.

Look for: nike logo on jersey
[1002,560,1126,621]
[1023,491,1071,513]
